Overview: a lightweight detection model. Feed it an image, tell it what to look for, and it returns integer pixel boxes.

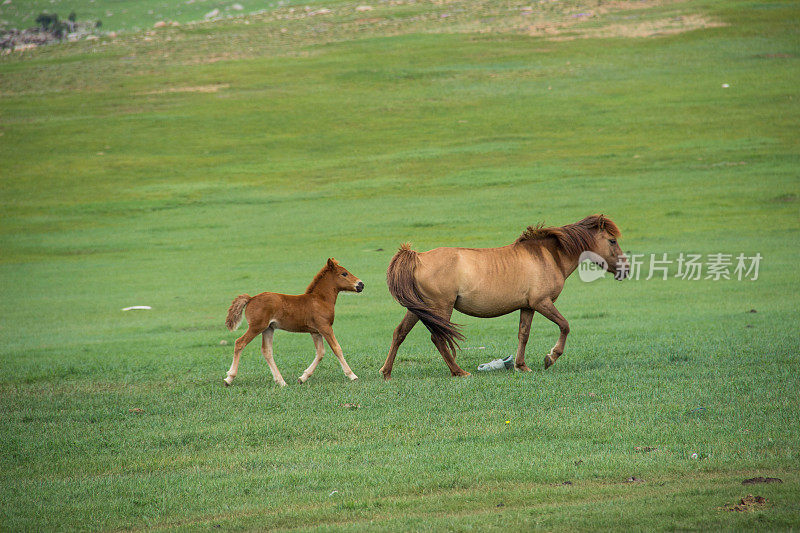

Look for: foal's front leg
[319,327,358,381]
[261,328,287,387]
[298,333,325,384]
[534,299,569,369]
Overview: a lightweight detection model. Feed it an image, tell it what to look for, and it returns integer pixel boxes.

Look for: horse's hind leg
[298,333,325,384]
[380,311,420,380]
[534,299,569,370]
[261,328,287,387]
[224,326,260,386]
[431,334,470,377]
[514,308,534,372]
[429,305,469,377]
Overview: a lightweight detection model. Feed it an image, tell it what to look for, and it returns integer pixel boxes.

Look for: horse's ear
[597,214,606,230]
[327,258,337,269]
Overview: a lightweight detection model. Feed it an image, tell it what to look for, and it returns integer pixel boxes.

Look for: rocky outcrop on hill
[1,13,101,51]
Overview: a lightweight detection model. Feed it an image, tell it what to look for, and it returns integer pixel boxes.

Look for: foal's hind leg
[261,328,287,387]
[534,299,569,370]
[224,326,260,386]
[298,333,325,384]
[380,311,419,380]
[514,308,534,372]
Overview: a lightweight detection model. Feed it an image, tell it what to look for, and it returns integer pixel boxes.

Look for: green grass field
[1,0,799,529]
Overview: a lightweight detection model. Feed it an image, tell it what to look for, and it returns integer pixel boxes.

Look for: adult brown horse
[224,258,364,387]
[381,214,628,379]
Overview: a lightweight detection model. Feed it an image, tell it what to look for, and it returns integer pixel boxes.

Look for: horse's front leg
[319,327,359,381]
[514,308,534,372]
[298,333,325,384]
[533,299,569,369]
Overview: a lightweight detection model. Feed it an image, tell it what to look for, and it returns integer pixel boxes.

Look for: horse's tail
[225,294,252,331]
[386,243,464,358]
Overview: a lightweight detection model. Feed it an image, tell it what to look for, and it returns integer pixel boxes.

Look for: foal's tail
[225,294,252,331]
[386,244,464,358]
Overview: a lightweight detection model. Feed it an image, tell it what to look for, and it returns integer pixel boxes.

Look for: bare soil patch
[722,494,769,512]
[140,84,230,95]
[742,477,783,485]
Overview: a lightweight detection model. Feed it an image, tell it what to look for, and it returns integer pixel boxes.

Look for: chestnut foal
[224,258,364,387]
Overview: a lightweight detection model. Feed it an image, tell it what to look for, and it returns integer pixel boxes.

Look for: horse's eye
[341,272,348,277]
[609,239,617,245]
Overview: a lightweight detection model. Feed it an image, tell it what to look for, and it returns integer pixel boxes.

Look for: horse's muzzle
[614,257,630,280]
[355,281,364,292]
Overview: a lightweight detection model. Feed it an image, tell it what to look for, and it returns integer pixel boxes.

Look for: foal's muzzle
[355,281,364,292]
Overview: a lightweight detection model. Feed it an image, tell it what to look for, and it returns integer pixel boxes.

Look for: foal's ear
[327,257,337,269]
[596,214,606,230]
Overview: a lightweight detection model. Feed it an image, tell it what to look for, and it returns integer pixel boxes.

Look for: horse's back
[416,245,551,317]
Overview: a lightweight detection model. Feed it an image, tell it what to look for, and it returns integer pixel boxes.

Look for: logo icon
[578,251,608,282]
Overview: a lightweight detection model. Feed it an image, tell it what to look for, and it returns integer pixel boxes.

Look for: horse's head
[327,258,365,292]
[588,216,629,280]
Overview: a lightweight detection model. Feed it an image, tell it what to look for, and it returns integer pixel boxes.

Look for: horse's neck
[556,250,583,279]
[308,276,339,303]
[524,240,583,280]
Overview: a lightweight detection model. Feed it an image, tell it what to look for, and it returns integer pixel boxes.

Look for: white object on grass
[122,306,152,311]
[477,355,515,371]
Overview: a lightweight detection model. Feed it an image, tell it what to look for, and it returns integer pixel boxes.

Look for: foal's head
[326,258,365,293]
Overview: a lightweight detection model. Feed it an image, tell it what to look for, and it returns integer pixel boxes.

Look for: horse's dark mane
[515,214,620,256]
[305,261,336,294]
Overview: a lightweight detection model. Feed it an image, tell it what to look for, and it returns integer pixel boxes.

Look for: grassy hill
[1,0,799,529]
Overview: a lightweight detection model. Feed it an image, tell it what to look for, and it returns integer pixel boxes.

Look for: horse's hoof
[223,380,230,387]
[515,365,532,373]
[277,381,288,387]
[349,374,359,381]
[544,355,554,369]
[297,377,305,384]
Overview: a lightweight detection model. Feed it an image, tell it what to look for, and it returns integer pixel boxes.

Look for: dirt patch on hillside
[140,84,230,95]
[530,13,724,40]
[721,494,769,512]
[742,477,783,485]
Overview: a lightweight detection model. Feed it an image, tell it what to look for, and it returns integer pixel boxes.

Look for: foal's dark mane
[515,214,620,256]
[305,261,336,294]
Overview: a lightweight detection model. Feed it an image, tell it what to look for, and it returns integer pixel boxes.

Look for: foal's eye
[341,272,348,277]
[609,239,617,245]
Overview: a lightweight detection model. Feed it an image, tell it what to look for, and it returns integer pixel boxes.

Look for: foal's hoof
[348,374,359,381]
[544,355,554,369]
[297,377,306,384]
[222,380,230,387]
[515,364,532,373]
